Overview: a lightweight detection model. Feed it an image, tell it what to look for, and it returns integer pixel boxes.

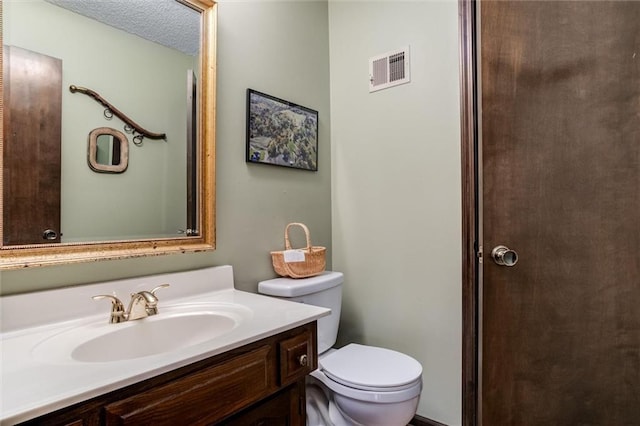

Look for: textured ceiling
[45,0,200,56]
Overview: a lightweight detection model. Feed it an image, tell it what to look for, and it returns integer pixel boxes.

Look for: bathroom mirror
[0,0,217,268]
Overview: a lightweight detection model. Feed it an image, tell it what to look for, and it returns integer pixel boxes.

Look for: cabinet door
[3,46,62,245]
[17,403,101,426]
[221,383,304,426]
[104,346,276,426]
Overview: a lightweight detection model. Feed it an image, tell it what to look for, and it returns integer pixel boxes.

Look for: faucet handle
[92,294,126,323]
[92,294,124,306]
[150,283,170,297]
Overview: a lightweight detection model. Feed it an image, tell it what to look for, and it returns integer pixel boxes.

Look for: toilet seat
[310,369,422,404]
[319,343,422,392]
[310,343,423,403]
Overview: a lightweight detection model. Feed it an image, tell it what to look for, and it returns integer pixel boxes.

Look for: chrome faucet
[93,284,170,323]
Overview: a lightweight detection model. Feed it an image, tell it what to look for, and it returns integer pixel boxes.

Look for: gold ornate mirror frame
[0,0,217,269]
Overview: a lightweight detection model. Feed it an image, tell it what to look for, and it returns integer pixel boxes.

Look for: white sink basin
[32,302,252,363]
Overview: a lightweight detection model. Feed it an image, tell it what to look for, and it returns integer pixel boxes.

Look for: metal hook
[124,124,134,134]
[104,108,114,120]
[133,134,144,146]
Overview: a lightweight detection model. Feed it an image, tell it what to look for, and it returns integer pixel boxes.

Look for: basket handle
[284,223,312,250]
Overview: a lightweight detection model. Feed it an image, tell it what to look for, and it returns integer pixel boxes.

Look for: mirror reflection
[2,0,201,245]
[89,127,129,174]
[96,134,122,167]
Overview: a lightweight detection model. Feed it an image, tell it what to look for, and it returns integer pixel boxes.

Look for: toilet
[258,271,422,426]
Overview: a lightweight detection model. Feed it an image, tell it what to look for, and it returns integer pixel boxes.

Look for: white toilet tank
[258,271,343,354]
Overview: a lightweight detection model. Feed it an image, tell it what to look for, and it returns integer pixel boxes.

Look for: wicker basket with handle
[270,223,326,279]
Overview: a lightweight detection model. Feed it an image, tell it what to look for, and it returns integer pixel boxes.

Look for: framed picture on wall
[246,89,319,171]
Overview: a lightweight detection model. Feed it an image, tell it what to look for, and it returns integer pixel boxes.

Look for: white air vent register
[369,46,411,93]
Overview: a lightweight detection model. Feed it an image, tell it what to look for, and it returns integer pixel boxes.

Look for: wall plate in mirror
[88,127,129,173]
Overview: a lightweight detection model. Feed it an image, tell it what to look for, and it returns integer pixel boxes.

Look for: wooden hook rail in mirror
[69,85,166,141]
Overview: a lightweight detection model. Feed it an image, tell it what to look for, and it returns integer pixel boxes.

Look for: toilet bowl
[308,343,422,426]
[258,272,423,426]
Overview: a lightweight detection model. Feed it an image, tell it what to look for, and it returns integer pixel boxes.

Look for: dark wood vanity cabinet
[18,323,316,426]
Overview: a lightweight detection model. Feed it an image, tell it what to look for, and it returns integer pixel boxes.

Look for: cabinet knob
[298,354,308,367]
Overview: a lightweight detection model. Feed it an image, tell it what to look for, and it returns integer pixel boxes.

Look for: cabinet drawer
[104,345,276,426]
[279,331,314,386]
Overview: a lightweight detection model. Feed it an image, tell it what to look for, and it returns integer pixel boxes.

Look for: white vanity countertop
[0,265,329,425]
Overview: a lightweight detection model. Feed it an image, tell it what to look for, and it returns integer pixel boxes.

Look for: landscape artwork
[246,89,318,171]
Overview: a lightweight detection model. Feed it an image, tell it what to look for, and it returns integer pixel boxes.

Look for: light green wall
[328,1,462,424]
[4,1,193,241]
[0,1,332,295]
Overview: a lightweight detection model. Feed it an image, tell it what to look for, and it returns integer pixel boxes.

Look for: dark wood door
[480,1,640,424]
[3,45,62,245]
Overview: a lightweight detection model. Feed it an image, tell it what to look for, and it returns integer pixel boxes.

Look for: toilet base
[307,384,332,426]
[306,377,420,426]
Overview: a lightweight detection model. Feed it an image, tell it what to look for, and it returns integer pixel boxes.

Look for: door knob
[42,229,58,240]
[491,245,518,266]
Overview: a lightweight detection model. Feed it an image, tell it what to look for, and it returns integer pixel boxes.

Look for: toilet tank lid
[258,271,343,297]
